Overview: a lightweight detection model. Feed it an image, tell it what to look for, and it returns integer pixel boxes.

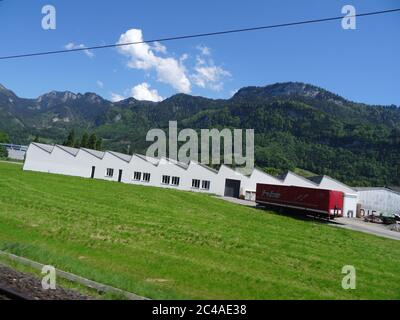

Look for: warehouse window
[143,173,151,182]
[133,172,141,181]
[171,176,180,186]
[162,175,171,185]
[202,180,211,190]
[192,179,200,189]
[105,168,114,177]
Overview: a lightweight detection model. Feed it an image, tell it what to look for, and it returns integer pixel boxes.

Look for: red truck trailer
[256,184,344,219]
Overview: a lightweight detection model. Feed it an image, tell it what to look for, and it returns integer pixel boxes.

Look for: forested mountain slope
[1,82,399,186]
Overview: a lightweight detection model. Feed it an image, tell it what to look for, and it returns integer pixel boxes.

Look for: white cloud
[116,30,231,95]
[152,42,167,54]
[131,82,164,102]
[110,83,163,103]
[190,45,231,91]
[196,56,206,66]
[180,53,189,63]
[97,80,104,88]
[192,65,230,91]
[197,45,211,56]
[110,93,125,102]
[191,55,231,92]
[65,42,94,58]
[117,29,191,93]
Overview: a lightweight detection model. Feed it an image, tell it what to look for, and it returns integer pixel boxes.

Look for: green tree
[80,132,89,149]
[0,131,9,143]
[88,133,97,150]
[33,135,40,143]
[64,130,76,147]
[0,145,7,159]
[95,138,103,151]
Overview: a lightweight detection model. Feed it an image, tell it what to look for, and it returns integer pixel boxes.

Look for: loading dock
[224,179,241,198]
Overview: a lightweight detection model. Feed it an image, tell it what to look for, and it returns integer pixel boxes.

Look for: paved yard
[333,218,400,241]
[216,196,257,207]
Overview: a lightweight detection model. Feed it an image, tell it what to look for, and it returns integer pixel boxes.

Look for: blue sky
[0,0,399,105]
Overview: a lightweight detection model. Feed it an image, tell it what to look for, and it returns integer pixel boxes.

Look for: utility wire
[1,8,399,60]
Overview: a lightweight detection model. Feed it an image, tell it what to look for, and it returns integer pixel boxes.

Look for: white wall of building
[155,158,189,191]
[76,149,104,178]
[23,143,54,173]
[357,189,400,217]
[45,145,82,177]
[128,154,159,188]
[93,152,130,183]
[184,162,219,194]
[7,149,26,160]
[343,194,359,218]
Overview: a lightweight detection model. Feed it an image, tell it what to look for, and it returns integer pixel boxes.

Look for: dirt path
[0,264,92,300]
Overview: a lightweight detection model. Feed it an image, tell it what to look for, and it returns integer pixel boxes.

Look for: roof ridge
[31,142,54,154]
[55,144,80,157]
[252,167,283,182]
[107,151,132,163]
[318,175,357,192]
[285,171,319,186]
[80,148,105,160]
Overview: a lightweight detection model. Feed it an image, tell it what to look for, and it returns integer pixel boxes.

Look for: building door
[224,179,241,198]
[118,170,123,183]
[91,166,96,179]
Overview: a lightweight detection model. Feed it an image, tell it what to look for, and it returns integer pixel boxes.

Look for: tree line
[63,130,103,150]
[0,131,9,158]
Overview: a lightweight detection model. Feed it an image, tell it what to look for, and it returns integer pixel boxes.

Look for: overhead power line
[1,8,400,61]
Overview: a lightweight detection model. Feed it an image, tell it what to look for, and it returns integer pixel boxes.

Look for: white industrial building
[24,143,286,199]
[24,143,250,197]
[22,142,399,218]
[355,188,400,217]
[0,143,28,161]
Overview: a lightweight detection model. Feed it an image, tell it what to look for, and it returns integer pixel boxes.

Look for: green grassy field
[0,162,399,300]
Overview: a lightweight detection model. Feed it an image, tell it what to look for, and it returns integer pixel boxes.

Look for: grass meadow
[0,162,399,299]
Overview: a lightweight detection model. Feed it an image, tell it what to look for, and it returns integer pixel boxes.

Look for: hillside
[1,82,400,186]
[1,162,400,299]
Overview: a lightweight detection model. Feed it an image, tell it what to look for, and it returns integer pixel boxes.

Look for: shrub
[0,145,8,159]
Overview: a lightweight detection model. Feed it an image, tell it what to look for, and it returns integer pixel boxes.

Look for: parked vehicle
[256,184,344,219]
[379,213,400,225]
[364,215,383,224]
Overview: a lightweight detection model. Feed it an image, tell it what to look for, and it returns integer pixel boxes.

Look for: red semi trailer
[256,184,344,219]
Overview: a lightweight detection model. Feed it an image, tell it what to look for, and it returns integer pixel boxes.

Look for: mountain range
[1,82,399,187]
